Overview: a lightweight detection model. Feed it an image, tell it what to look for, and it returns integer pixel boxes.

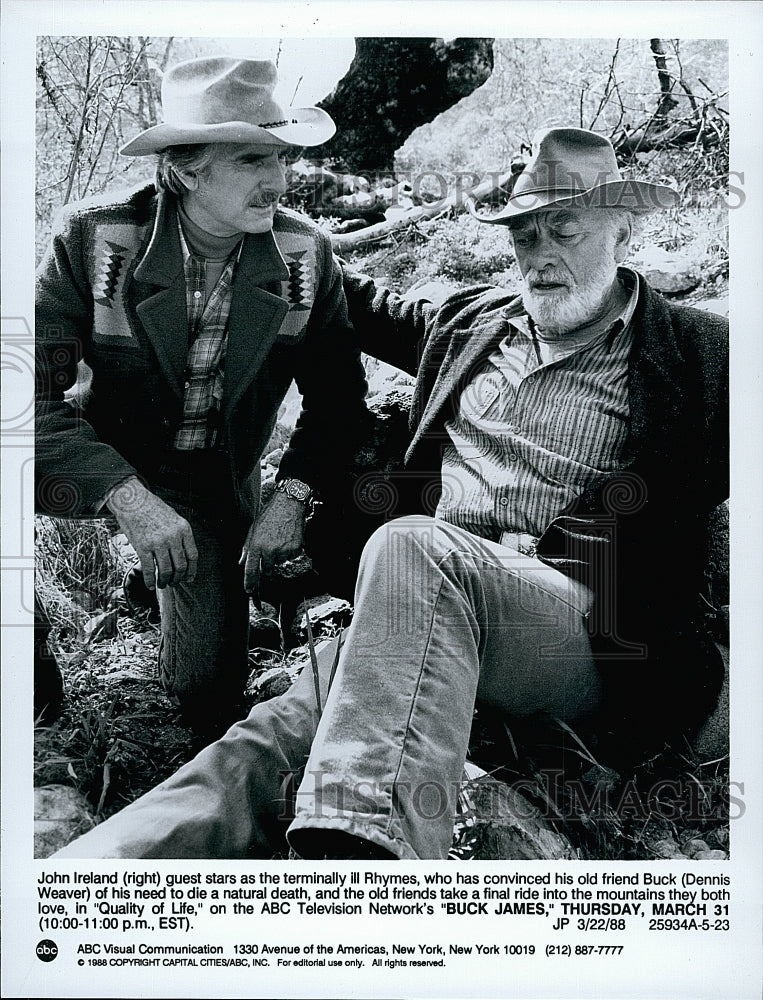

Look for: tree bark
[316,37,494,174]
[650,38,679,122]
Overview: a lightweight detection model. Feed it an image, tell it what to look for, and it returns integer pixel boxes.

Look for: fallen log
[330,169,513,254]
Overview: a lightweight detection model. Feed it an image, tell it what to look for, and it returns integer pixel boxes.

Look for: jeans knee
[357,515,442,581]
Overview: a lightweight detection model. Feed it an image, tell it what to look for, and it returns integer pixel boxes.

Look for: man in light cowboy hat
[35,56,369,734]
[54,127,728,860]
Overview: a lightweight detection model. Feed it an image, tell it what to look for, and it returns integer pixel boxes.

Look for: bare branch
[589,39,622,130]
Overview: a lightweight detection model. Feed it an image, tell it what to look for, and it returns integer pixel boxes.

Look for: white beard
[522,256,619,338]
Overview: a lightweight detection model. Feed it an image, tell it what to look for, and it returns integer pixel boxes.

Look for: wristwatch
[274,478,320,519]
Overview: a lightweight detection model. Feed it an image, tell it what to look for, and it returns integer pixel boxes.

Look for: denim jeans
[54,516,601,859]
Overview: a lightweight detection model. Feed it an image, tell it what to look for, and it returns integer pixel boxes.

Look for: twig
[589,39,621,131]
[303,606,322,714]
[327,633,344,693]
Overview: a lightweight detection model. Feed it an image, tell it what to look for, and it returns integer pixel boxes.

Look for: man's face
[182,143,290,236]
[509,208,627,335]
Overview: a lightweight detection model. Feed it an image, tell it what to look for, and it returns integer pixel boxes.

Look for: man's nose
[526,231,559,271]
[265,153,288,195]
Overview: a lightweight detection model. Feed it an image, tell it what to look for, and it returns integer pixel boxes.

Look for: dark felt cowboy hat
[473,127,679,223]
[120,56,335,156]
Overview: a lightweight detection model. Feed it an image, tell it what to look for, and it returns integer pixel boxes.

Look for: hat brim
[473,179,679,224]
[120,107,335,156]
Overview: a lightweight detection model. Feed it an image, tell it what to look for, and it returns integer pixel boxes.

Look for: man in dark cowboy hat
[54,127,727,860]
[35,56,369,733]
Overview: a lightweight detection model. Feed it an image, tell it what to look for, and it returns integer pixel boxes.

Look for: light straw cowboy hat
[472,127,679,223]
[120,56,335,156]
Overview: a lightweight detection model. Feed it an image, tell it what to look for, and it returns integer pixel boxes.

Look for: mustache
[525,268,572,288]
[249,191,281,207]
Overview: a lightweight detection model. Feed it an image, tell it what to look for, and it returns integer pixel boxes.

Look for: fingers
[138,522,199,590]
[184,533,199,585]
[137,547,157,591]
[154,549,174,590]
[243,547,261,606]
[260,547,278,576]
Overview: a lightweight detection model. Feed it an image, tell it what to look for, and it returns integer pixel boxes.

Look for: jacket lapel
[133,195,291,411]
[407,302,511,461]
[222,230,290,425]
[626,280,686,460]
[133,194,187,398]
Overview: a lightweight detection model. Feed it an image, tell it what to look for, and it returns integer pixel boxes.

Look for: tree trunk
[316,37,494,174]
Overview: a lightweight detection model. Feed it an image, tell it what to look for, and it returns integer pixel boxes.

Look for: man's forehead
[508,208,595,230]
[219,142,282,159]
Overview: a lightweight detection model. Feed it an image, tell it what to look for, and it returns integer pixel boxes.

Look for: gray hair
[154,144,221,195]
[598,207,636,242]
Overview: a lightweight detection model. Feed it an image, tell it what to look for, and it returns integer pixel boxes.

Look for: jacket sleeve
[341,266,436,376]
[275,237,372,499]
[35,210,138,516]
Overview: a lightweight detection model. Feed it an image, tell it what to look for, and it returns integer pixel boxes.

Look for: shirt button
[184,381,191,389]
[499,498,509,506]
[193,290,202,299]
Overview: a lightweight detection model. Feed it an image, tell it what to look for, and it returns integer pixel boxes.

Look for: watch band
[275,478,320,519]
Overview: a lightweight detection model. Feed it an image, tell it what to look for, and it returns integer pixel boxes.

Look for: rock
[631,246,701,294]
[681,838,711,858]
[453,762,577,860]
[694,297,729,317]
[292,595,353,641]
[404,279,460,306]
[34,785,95,858]
[693,849,728,860]
[70,589,97,612]
[83,608,119,642]
[651,837,683,859]
[364,357,415,399]
[247,666,296,703]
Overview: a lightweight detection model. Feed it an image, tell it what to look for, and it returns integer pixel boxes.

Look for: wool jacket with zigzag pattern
[35,183,369,518]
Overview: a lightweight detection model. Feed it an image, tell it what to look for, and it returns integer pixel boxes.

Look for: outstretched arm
[341,266,436,376]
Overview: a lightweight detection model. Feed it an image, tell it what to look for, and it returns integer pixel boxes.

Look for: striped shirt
[173,222,242,450]
[436,269,640,541]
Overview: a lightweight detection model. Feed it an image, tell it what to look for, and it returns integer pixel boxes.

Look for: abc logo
[36,939,58,962]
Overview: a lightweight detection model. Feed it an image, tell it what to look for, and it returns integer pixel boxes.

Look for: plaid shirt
[436,270,640,540]
[173,223,242,450]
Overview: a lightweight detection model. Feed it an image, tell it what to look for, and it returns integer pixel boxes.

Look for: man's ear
[613,215,633,263]
[174,168,199,192]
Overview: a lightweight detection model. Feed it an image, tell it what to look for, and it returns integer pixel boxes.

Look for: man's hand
[106,476,198,590]
[240,492,307,605]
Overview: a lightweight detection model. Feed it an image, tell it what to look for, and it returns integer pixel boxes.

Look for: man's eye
[279,146,304,163]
